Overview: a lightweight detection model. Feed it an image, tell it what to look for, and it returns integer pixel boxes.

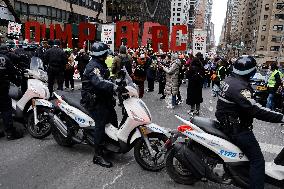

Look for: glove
[115,86,129,94]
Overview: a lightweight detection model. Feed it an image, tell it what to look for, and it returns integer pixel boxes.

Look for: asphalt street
[0,82,283,189]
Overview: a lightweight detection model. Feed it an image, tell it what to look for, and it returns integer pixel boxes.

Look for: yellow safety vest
[267,70,284,88]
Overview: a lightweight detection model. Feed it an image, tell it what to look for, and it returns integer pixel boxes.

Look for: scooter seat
[191,117,230,141]
[62,96,93,118]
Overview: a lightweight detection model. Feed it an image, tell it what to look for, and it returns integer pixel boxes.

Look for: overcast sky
[212,0,228,45]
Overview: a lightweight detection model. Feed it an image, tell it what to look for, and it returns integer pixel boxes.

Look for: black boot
[6,128,23,140]
[160,95,166,99]
[93,146,113,168]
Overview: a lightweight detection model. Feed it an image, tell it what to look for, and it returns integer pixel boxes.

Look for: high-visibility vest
[267,70,284,88]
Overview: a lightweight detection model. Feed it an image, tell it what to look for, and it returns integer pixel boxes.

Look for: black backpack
[120,55,132,75]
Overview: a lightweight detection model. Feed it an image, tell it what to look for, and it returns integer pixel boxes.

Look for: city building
[105,0,171,27]
[221,0,284,64]
[0,0,106,41]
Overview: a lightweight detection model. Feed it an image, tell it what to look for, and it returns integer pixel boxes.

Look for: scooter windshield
[30,56,44,71]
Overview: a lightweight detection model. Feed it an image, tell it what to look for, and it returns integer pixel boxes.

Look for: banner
[193,30,207,56]
[101,24,115,52]
[8,22,22,36]
[0,5,15,21]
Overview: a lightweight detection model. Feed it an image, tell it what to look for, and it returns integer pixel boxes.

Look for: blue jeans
[231,131,265,189]
[266,93,275,110]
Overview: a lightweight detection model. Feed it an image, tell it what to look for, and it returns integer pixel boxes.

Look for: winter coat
[186,58,205,105]
[162,59,181,96]
[146,57,157,80]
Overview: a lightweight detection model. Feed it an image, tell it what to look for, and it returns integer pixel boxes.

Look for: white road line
[259,142,283,154]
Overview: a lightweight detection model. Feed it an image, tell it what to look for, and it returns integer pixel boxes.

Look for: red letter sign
[116,21,140,49]
[170,25,187,51]
[25,21,41,43]
[78,23,96,48]
[55,24,73,48]
[152,26,169,52]
[141,22,160,47]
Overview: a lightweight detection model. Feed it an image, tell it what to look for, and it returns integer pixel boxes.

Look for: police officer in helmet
[0,45,23,140]
[215,56,284,189]
[81,42,128,168]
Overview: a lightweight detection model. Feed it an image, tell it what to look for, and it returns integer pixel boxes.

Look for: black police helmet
[90,42,109,58]
[233,55,257,77]
[54,39,61,46]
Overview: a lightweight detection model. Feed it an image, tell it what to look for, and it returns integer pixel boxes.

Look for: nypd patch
[240,89,252,99]
[93,68,101,76]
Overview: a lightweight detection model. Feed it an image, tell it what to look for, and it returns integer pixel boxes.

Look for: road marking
[259,142,283,154]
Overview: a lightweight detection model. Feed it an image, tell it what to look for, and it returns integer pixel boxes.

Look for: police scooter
[41,68,170,171]
[9,56,51,139]
[165,114,284,188]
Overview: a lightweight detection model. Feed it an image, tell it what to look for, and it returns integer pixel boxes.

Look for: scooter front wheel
[27,108,52,139]
[134,133,168,172]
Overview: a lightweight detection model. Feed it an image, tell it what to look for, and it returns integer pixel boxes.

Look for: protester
[133,54,147,98]
[146,55,157,92]
[157,54,167,99]
[64,49,75,90]
[112,45,133,78]
[186,57,205,115]
[160,54,181,109]
[44,39,67,99]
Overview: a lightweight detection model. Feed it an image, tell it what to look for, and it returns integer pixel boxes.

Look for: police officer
[0,45,23,140]
[266,62,283,110]
[215,56,284,189]
[81,42,128,168]
[44,39,67,99]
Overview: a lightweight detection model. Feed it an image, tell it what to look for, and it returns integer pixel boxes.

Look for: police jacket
[44,47,67,72]
[0,53,18,96]
[81,57,115,108]
[215,74,283,129]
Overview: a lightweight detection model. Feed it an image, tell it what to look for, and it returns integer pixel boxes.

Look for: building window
[178,3,181,6]
[270,46,280,51]
[265,4,269,11]
[262,25,266,31]
[177,13,180,16]
[261,35,265,41]
[177,8,181,11]
[177,18,180,21]
[273,25,283,31]
[271,36,282,42]
[264,15,268,20]
[275,14,284,20]
[39,6,48,16]
[29,5,38,15]
[276,3,284,10]
[259,46,264,50]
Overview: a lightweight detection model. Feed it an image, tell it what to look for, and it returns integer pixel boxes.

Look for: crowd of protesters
[3,39,234,114]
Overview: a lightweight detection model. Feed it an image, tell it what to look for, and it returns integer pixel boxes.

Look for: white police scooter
[9,56,51,139]
[39,68,170,171]
[165,114,284,188]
